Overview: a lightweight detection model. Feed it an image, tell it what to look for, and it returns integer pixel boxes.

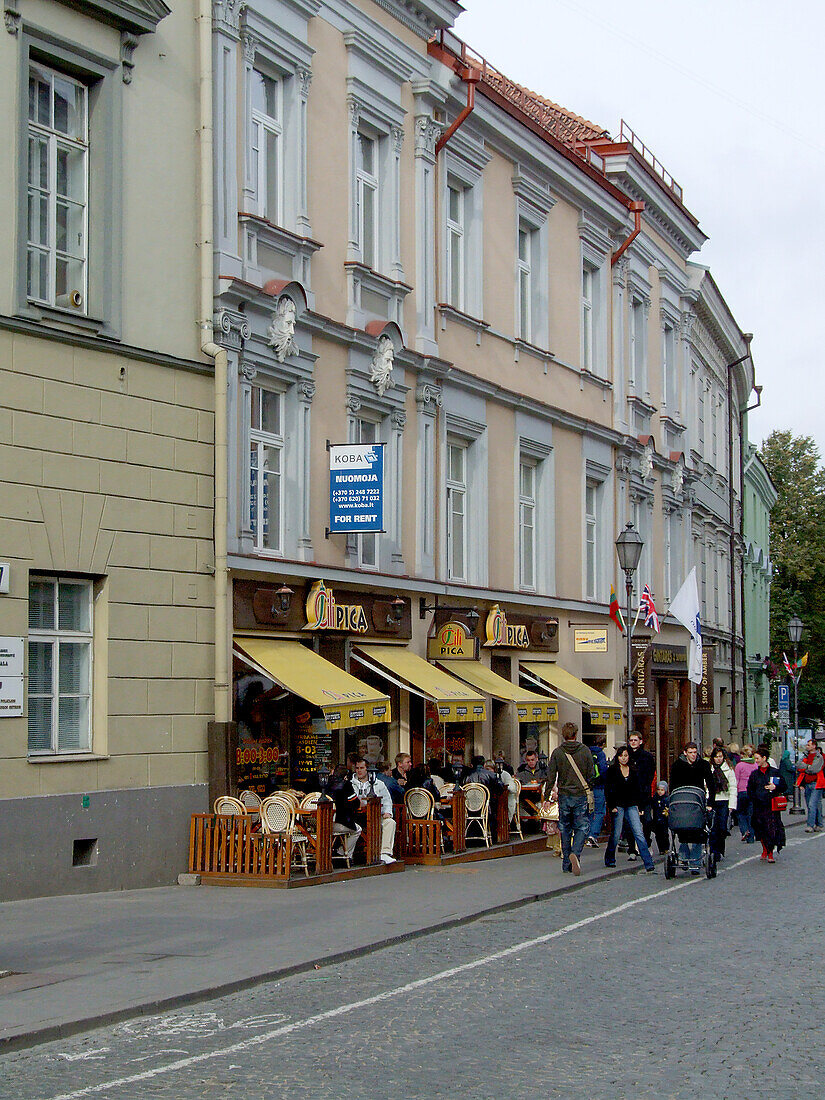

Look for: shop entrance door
[656,678,691,781]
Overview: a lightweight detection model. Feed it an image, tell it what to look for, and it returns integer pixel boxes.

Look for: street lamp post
[616,523,644,737]
[788,613,804,814]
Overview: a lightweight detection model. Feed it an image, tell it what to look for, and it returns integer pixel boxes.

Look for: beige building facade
[0,0,214,899]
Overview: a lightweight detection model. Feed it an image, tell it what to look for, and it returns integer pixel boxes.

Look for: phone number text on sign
[329,443,385,533]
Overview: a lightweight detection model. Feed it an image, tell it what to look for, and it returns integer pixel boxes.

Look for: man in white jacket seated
[351,756,397,864]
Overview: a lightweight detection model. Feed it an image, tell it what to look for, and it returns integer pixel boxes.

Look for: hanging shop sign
[304,580,369,633]
[483,605,529,648]
[427,621,478,660]
[631,639,655,717]
[649,644,688,674]
[574,628,608,653]
[328,442,385,534]
[694,645,715,713]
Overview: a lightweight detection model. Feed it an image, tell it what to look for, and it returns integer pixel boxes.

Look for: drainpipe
[739,380,762,735]
[198,0,231,726]
[435,66,480,156]
[726,335,753,740]
[611,201,645,266]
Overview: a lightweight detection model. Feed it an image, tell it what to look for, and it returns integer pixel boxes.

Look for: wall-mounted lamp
[272,584,294,616]
[387,597,405,626]
[539,619,558,643]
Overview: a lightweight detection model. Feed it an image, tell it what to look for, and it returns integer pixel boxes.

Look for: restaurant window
[27,576,93,755]
[519,458,536,590]
[354,417,380,570]
[249,386,284,555]
[250,70,282,225]
[446,183,464,310]
[27,63,88,311]
[447,440,467,581]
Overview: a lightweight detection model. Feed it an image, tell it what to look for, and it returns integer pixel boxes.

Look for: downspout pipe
[611,201,645,266]
[435,67,480,156]
[726,335,753,739]
[198,0,230,725]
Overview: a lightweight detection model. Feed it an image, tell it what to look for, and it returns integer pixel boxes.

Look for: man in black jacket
[626,732,656,857]
[670,742,714,874]
[329,766,361,860]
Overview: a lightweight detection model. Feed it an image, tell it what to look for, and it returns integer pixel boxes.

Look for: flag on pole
[669,568,702,684]
[783,652,794,676]
[799,652,809,669]
[640,585,660,634]
[609,584,626,635]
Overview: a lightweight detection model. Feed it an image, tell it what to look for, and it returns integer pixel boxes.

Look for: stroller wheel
[706,851,717,879]
[664,852,676,879]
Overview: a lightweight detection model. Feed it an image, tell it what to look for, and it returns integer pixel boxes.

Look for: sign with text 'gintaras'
[427,621,478,660]
[483,605,529,648]
[328,443,384,533]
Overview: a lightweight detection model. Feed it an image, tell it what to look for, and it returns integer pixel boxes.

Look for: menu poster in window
[292,710,319,786]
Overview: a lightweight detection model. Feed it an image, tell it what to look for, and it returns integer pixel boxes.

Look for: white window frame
[26,63,88,311]
[441,138,488,320]
[585,480,598,600]
[662,320,676,408]
[446,182,465,311]
[27,575,93,755]
[446,439,468,582]
[250,69,283,226]
[581,261,594,372]
[355,130,380,271]
[519,457,537,591]
[517,221,534,343]
[631,297,647,392]
[249,385,285,555]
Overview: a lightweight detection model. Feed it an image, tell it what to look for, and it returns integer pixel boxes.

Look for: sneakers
[627,853,638,862]
[805,826,814,833]
[767,853,776,864]
[816,826,824,832]
[585,837,600,849]
[380,855,397,865]
[570,853,581,876]
[644,867,658,874]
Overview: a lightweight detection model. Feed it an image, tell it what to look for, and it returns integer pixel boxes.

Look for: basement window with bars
[28,576,93,754]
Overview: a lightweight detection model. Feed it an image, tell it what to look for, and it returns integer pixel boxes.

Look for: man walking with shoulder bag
[546,721,596,876]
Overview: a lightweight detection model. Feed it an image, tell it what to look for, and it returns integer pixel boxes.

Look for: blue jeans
[589,788,607,839]
[804,784,823,828]
[679,840,702,868]
[737,792,754,841]
[559,792,590,870]
[604,805,654,871]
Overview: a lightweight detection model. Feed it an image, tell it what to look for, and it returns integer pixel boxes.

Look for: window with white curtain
[28,576,93,754]
[249,386,284,554]
[447,441,467,581]
[519,459,536,590]
[27,63,88,310]
[250,70,282,225]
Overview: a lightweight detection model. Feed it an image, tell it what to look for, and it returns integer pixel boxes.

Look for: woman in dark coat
[603,745,656,872]
[747,744,787,862]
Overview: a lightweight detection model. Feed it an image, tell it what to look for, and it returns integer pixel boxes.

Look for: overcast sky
[454,0,825,459]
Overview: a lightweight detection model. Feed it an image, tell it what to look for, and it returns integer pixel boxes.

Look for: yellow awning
[521,661,623,725]
[355,644,486,722]
[439,660,557,722]
[234,637,391,731]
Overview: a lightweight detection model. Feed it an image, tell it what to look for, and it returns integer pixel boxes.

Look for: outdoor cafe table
[518,781,544,822]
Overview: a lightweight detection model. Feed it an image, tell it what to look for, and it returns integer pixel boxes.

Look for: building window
[355,417,379,569]
[447,441,467,581]
[250,70,282,225]
[697,384,705,457]
[519,459,536,590]
[356,132,379,270]
[581,262,596,370]
[711,390,718,466]
[585,481,598,599]
[28,576,93,754]
[517,222,535,342]
[662,322,676,407]
[27,64,88,310]
[249,387,284,554]
[631,298,646,390]
[664,512,673,602]
[446,183,464,310]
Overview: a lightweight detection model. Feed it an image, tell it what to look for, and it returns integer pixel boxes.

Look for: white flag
[669,567,703,684]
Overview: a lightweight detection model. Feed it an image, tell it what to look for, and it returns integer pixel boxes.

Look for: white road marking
[44,833,824,1100]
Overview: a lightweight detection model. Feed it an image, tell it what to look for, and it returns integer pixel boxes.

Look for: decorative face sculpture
[267,297,298,362]
[369,335,395,397]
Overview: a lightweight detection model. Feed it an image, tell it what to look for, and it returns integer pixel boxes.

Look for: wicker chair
[509,777,523,839]
[463,782,491,847]
[404,786,435,821]
[213,795,246,816]
[237,789,262,824]
[260,794,309,876]
[298,792,323,869]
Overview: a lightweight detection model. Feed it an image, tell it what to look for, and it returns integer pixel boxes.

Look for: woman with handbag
[709,746,737,860]
[746,744,787,863]
[603,745,656,873]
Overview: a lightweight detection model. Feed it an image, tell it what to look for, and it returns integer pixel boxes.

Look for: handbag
[538,799,559,821]
[771,795,788,812]
[566,753,596,814]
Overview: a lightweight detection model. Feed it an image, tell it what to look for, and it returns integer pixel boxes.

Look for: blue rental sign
[329,443,385,533]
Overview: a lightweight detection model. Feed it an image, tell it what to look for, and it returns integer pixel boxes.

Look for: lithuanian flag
[609,585,626,635]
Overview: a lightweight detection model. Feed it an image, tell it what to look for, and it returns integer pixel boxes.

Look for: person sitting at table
[487,758,519,824]
[450,751,472,784]
[329,765,362,861]
[462,755,504,794]
[427,758,449,792]
[406,763,446,822]
[392,753,412,788]
[377,760,405,804]
[351,756,397,865]
[517,749,549,782]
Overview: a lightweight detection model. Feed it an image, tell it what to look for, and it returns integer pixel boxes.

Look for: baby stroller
[663,785,716,879]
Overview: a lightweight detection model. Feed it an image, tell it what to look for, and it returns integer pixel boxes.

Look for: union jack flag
[640,584,660,633]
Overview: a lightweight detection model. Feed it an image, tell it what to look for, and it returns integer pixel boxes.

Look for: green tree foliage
[761,430,825,721]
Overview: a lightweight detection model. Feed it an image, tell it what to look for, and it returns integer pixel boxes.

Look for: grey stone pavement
[0,824,821,1100]
[0,840,642,1052]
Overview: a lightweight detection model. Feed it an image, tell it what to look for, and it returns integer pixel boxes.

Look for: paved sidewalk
[1,817,802,1052]
[0,843,637,1051]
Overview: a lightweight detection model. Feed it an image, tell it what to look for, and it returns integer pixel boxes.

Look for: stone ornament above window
[369,335,395,397]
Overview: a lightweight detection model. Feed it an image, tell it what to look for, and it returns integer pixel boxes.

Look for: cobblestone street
[2,831,822,1100]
